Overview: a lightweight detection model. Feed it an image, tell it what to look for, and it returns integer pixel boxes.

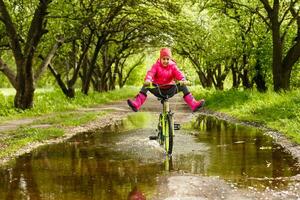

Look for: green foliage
[0,75,12,88]
[0,92,15,117]
[125,64,146,86]
[291,63,300,88]
[174,56,199,84]
[192,87,300,142]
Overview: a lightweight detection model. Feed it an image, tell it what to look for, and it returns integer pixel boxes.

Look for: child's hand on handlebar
[143,81,152,87]
[179,80,191,86]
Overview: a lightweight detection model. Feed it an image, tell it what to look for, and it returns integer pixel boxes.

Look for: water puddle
[180,115,300,189]
[0,113,299,199]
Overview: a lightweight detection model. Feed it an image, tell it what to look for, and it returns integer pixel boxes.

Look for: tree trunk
[34,39,64,81]
[0,0,51,109]
[82,35,105,95]
[240,69,251,89]
[272,19,284,91]
[260,0,298,91]
[111,64,117,90]
[196,69,210,88]
[47,62,75,98]
[206,68,214,88]
[231,59,239,89]
[253,58,267,92]
[14,58,35,109]
[240,53,251,89]
[118,56,144,88]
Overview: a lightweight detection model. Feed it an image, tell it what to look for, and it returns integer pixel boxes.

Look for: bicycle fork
[163,100,180,131]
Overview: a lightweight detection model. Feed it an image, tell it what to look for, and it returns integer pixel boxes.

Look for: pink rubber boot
[183,93,205,112]
[127,93,147,112]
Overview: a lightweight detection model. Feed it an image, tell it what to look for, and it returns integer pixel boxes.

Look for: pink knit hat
[160,47,172,58]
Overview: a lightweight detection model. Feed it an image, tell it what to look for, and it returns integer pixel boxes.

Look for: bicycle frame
[148,83,178,155]
[159,98,174,154]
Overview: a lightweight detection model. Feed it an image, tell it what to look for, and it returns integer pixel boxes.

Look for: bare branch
[281,17,297,41]
[282,40,300,70]
[279,1,297,25]
[254,9,271,28]
[0,0,24,61]
[34,37,64,81]
[222,0,271,28]
[0,58,17,88]
[23,0,52,59]
[290,5,300,39]
[281,3,300,41]
[121,55,144,86]
[259,0,272,14]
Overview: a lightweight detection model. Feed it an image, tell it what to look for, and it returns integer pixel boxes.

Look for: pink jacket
[144,59,185,85]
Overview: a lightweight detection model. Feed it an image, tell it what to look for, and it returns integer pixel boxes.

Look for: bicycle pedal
[149,135,158,140]
[174,123,181,130]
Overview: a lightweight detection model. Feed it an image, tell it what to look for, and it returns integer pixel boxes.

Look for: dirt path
[0,94,299,199]
[153,174,300,200]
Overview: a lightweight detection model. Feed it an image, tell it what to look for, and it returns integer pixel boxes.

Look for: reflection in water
[164,156,173,172]
[188,115,300,188]
[0,114,299,199]
[127,186,146,200]
[3,154,41,200]
[0,128,162,200]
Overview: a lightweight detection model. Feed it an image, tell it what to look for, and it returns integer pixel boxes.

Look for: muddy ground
[0,94,299,199]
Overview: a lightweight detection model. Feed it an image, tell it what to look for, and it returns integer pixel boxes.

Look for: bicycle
[148,83,181,155]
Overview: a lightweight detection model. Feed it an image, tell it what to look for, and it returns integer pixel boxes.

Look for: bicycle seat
[157,96,169,101]
[154,93,175,101]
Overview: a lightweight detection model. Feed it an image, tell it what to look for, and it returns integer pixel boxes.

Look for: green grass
[33,111,106,126]
[192,87,300,143]
[0,127,64,158]
[0,86,138,121]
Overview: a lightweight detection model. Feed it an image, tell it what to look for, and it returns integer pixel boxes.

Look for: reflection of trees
[270,144,300,187]
[5,154,41,200]
[36,139,161,199]
[5,164,20,200]
[191,115,299,188]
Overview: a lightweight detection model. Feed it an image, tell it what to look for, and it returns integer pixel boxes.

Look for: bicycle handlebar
[144,83,180,100]
[144,81,191,88]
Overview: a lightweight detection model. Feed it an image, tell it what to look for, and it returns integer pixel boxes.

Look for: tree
[0,0,58,109]
[172,5,236,90]
[222,0,300,91]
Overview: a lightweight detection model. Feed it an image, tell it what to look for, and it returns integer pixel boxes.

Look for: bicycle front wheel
[157,114,164,145]
[165,114,174,155]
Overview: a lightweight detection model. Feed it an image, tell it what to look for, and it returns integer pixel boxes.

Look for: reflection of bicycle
[148,84,181,155]
[164,154,173,171]
[127,186,146,200]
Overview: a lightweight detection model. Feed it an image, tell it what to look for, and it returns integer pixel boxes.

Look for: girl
[127,47,205,112]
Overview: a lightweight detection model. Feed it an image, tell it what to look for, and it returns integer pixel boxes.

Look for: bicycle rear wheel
[165,114,174,155]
